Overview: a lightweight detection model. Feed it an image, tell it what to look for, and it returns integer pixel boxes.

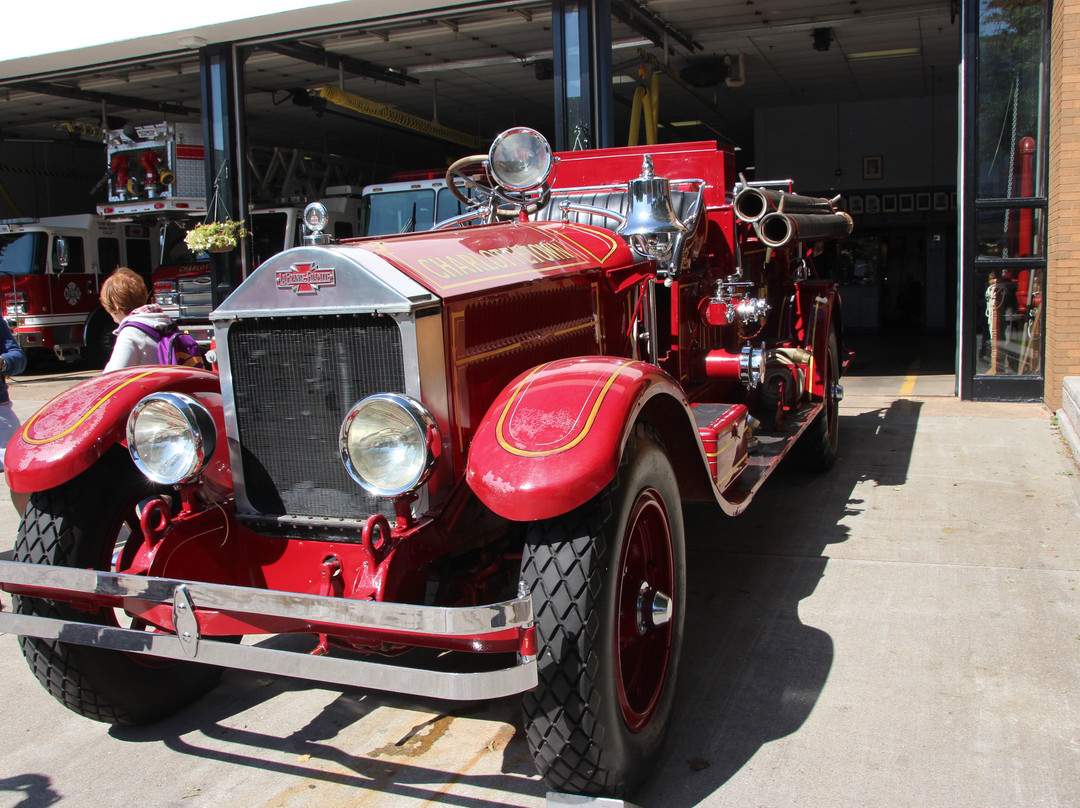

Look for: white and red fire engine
[359,170,478,235]
[0,214,157,364]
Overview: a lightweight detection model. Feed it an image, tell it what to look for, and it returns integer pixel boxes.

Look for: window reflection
[976,0,1046,199]
[975,206,1043,259]
[975,269,1043,376]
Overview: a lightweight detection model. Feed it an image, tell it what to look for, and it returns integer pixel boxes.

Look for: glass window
[975,206,1044,259]
[362,189,437,236]
[436,187,474,224]
[161,221,200,265]
[974,268,1043,376]
[0,233,47,275]
[249,212,288,267]
[98,237,121,274]
[58,236,85,274]
[975,0,1047,199]
[125,238,152,275]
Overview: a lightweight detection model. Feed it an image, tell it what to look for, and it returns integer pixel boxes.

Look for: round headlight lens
[127,392,217,485]
[488,127,555,191]
[340,394,439,497]
[303,201,328,233]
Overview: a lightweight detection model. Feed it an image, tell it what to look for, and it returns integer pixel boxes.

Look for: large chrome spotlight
[488,127,555,192]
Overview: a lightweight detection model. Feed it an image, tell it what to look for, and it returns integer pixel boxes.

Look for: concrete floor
[0,355,1077,808]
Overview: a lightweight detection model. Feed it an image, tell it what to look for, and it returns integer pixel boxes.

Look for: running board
[723,401,823,513]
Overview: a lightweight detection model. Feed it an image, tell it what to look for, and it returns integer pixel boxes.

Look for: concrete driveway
[0,367,1077,808]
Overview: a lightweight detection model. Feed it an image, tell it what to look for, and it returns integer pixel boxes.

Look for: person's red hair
[100,268,148,317]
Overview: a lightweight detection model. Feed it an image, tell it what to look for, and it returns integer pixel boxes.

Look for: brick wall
[1047,0,1080,410]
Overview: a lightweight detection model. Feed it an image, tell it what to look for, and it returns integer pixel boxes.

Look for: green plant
[184,219,249,253]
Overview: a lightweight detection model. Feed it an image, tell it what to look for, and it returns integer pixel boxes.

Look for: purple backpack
[121,320,207,370]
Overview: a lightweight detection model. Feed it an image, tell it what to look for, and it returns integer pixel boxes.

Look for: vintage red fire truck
[0,126,850,797]
[0,214,158,364]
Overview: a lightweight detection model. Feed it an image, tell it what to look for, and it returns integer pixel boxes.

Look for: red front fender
[6,366,222,494]
[466,356,689,521]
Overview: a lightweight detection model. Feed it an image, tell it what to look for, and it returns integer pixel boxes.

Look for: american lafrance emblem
[276,262,336,294]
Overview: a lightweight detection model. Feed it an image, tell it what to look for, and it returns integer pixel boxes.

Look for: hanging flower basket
[185,219,249,254]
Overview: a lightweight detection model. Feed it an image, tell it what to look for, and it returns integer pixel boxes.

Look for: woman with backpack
[100,267,181,372]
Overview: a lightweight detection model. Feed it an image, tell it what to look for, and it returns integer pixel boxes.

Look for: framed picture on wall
[882,194,897,213]
[862,155,883,181]
[934,191,949,211]
[916,192,931,211]
[865,195,881,214]
[848,195,864,214]
[900,193,914,212]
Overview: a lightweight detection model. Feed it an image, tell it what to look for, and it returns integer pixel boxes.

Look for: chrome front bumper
[0,561,537,702]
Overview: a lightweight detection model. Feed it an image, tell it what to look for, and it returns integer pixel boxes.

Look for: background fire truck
[0,213,157,365]
[359,170,478,236]
[0,122,195,366]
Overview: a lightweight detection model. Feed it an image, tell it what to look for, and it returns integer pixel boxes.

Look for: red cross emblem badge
[275,262,337,295]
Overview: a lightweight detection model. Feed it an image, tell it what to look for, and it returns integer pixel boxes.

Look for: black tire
[12,447,224,725]
[82,308,116,368]
[792,327,841,471]
[520,424,686,797]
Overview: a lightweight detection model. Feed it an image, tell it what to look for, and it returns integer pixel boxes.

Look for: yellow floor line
[899,359,921,396]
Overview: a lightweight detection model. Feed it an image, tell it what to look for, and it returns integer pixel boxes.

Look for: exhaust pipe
[757,210,853,248]
[734,187,836,223]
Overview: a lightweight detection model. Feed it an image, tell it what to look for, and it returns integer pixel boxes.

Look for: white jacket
[103,305,177,373]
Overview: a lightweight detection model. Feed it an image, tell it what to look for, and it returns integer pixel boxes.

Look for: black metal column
[199,43,250,308]
[552,0,614,151]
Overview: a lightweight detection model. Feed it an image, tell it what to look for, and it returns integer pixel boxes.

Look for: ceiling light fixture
[408,38,653,74]
[847,47,920,61]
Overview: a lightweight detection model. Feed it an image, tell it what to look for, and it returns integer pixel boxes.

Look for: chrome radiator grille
[227,314,406,519]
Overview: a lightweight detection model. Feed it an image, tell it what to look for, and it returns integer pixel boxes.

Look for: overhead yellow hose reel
[627,69,660,146]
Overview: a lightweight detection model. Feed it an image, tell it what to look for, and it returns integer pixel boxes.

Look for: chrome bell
[617,155,688,263]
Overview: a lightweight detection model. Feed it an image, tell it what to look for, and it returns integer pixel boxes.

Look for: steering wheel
[446,154,496,207]
[445,155,551,218]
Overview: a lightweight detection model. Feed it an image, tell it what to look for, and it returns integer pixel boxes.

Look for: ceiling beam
[10,80,199,116]
[261,40,419,86]
[610,0,701,55]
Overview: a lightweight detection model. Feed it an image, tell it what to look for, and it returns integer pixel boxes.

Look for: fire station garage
[0,0,1070,405]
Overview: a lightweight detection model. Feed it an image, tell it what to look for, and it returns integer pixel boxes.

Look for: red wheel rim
[614,487,675,732]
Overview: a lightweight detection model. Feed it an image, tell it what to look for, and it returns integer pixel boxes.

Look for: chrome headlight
[340,394,440,498]
[488,127,555,191]
[127,392,217,485]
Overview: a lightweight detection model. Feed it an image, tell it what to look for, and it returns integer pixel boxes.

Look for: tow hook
[311,556,343,656]
[137,496,173,546]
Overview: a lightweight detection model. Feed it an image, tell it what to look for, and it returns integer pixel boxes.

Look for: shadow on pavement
[638,400,922,805]
[0,773,61,808]
[108,635,546,805]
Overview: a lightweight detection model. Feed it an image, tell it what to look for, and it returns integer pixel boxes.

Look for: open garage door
[0,0,961,372]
